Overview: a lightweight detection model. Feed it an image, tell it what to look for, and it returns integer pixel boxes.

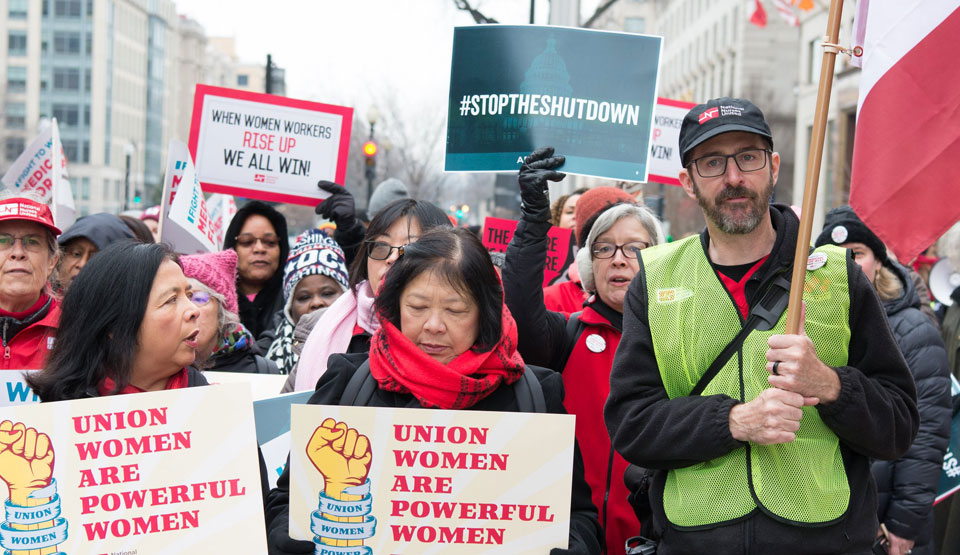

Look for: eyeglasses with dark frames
[687,149,771,178]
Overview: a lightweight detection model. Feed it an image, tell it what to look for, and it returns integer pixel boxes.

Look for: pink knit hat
[179,249,239,314]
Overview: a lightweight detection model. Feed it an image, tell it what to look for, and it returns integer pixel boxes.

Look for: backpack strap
[689,272,791,397]
[340,360,378,406]
[557,311,585,371]
[513,367,547,413]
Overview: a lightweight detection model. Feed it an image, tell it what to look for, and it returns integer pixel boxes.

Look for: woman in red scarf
[265,227,602,555]
[28,242,208,400]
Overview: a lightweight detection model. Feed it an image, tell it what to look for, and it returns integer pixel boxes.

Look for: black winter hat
[814,205,888,265]
[679,97,773,166]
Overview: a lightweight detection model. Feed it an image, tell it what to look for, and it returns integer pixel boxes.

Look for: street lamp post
[365,106,380,210]
[123,142,136,211]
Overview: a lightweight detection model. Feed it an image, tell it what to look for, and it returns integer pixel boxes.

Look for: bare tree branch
[451,0,498,24]
[582,0,622,28]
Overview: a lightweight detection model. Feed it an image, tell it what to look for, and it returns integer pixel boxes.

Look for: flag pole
[785,0,845,334]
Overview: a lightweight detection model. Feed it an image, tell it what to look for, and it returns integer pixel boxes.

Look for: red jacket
[0,299,59,370]
[543,280,588,314]
[562,306,637,554]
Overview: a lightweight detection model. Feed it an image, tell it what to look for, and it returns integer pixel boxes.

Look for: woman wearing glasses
[0,196,63,371]
[223,200,290,340]
[180,249,280,375]
[288,199,450,392]
[502,148,665,554]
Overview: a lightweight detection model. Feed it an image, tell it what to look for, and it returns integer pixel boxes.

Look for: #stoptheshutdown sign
[446,25,662,182]
[290,405,576,554]
[189,85,353,206]
[0,383,267,554]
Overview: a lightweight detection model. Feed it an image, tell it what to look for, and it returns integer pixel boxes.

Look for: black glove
[518,147,565,220]
[315,180,358,228]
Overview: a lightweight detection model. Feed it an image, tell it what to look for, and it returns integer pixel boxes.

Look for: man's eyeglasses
[365,241,406,261]
[591,241,650,259]
[687,149,771,178]
[234,235,280,249]
[0,234,45,253]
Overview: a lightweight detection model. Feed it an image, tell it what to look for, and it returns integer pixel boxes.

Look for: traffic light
[133,190,142,205]
[362,140,378,158]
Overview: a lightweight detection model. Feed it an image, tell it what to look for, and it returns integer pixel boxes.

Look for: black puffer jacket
[872,262,952,554]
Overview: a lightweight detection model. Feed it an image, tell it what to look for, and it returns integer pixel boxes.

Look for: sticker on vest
[46,337,54,350]
[830,225,848,244]
[585,334,606,353]
[807,252,828,271]
[656,288,694,304]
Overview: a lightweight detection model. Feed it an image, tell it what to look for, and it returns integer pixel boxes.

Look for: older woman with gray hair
[180,249,279,374]
[0,194,63,370]
[502,147,666,555]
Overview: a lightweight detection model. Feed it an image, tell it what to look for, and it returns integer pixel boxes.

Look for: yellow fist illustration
[307,418,372,498]
[0,421,54,505]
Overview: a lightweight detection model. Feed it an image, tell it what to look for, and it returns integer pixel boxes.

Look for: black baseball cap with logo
[678,97,773,165]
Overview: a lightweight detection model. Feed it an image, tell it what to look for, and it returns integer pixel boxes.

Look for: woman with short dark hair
[265,227,602,554]
[29,242,206,400]
[286,199,450,392]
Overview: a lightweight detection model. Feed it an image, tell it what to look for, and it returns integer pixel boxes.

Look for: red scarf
[368,305,526,409]
[98,368,190,396]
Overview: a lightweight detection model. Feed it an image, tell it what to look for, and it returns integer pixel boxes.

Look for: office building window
[80,177,90,200]
[61,140,78,162]
[9,0,28,18]
[52,104,80,127]
[53,32,81,54]
[54,0,82,17]
[5,103,26,129]
[53,68,80,90]
[237,74,249,87]
[86,34,92,54]
[6,66,27,93]
[5,138,25,161]
[8,32,27,56]
[81,140,89,163]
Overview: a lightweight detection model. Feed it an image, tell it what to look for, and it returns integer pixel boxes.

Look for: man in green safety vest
[604,97,919,554]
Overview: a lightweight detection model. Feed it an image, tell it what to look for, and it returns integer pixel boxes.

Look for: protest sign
[647,98,697,186]
[1,119,76,229]
[0,383,267,553]
[935,375,960,504]
[204,371,287,401]
[189,85,353,206]
[482,217,574,286]
[207,193,238,246]
[290,405,575,553]
[253,391,313,489]
[160,141,219,253]
[446,25,661,182]
[0,372,39,407]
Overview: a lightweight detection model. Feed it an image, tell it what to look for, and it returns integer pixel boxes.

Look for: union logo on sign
[698,108,719,124]
[254,174,265,183]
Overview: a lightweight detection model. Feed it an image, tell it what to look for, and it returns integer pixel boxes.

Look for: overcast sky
[179,0,572,117]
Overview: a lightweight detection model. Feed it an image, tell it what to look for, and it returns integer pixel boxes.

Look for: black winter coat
[605,205,919,554]
[264,353,602,555]
[872,262,951,554]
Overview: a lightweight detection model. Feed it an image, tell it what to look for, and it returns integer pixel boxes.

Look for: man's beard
[692,173,774,235]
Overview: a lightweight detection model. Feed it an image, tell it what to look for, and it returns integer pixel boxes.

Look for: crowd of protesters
[5,97,959,554]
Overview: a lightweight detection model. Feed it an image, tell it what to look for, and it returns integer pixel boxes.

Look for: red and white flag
[748,0,768,27]
[773,0,799,26]
[160,140,218,253]
[849,2,960,263]
[0,119,75,229]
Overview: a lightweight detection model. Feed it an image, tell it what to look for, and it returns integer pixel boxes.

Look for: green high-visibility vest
[642,236,851,528]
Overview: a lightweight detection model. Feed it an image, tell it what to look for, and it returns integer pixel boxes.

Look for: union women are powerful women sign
[290,405,576,554]
[0,384,267,553]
